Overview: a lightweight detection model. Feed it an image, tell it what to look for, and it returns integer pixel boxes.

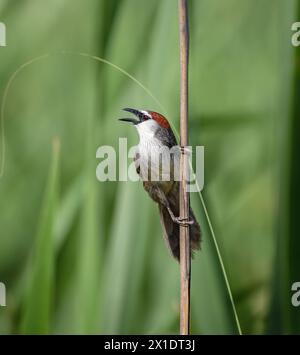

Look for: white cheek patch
[136,119,159,138]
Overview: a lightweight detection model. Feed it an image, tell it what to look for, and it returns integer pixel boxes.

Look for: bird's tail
[159,204,201,261]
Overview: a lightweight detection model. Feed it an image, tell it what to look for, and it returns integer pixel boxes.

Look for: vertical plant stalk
[178,0,191,335]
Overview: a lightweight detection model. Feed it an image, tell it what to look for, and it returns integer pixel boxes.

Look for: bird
[119,108,201,261]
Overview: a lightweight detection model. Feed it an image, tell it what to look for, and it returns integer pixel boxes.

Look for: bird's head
[119,108,170,138]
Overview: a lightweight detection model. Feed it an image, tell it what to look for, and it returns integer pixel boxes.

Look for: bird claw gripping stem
[180,146,191,156]
[174,216,195,226]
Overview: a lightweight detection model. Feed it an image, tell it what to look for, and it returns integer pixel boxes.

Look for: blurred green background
[0,0,299,335]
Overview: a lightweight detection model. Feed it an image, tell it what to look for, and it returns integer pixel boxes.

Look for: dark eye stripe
[138,112,149,121]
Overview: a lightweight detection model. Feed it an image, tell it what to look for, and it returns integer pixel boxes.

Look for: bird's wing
[155,127,178,148]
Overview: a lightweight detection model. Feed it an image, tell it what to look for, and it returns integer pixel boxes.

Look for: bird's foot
[174,216,194,226]
[180,146,191,156]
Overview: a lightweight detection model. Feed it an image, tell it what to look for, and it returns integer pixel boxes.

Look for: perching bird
[119,108,201,260]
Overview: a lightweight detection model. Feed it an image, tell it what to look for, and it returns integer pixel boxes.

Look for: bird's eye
[142,114,149,121]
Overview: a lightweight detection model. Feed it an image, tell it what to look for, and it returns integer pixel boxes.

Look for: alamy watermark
[0,22,6,47]
[96,138,204,192]
[291,22,300,47]
[0,282,6,307]
[291,282,300,307]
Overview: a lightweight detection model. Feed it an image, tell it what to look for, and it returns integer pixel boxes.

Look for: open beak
[119,108,143,125]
